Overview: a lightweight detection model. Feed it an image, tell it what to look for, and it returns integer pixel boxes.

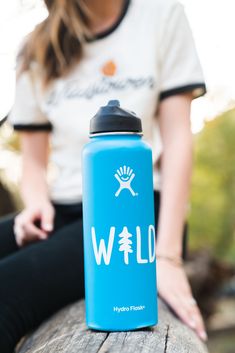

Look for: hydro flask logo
[114,166,138,197]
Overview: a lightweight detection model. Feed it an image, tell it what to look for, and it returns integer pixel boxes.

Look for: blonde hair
[19,0,92,86]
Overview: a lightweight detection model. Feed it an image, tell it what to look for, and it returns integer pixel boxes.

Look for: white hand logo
[114,166,137,197]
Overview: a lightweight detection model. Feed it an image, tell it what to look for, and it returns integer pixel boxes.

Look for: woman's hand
[14,201,55,247]
[157,259,207,342]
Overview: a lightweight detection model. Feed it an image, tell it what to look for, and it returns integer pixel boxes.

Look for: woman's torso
[10,0,205,203]
[37,0,164,203]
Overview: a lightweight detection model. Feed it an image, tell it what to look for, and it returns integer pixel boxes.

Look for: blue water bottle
[82,100,158,331]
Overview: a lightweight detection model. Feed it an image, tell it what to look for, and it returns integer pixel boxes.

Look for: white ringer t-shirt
[9,0,206,204]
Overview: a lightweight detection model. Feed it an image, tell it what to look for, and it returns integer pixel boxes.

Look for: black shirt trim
[0,115,7,127]
[86,0,131,42]
[160,83,206,101]
[13,123,53,132]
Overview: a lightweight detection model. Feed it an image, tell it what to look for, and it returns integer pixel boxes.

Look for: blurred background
[0,1,235,352]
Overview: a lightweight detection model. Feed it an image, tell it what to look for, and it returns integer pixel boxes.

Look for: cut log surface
[17,299,208,353]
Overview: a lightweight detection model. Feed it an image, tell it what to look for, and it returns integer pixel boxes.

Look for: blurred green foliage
[0,125,22,213]
[0,125,20,152]
[189,108,235,263]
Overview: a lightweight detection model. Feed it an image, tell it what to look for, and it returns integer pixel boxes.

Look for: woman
[0,0,207,351]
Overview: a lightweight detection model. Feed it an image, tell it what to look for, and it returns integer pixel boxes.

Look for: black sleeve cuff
[160,83,206,101]
[13,123,53,132]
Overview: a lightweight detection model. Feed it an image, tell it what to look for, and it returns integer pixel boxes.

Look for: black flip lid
[90,100,142,135]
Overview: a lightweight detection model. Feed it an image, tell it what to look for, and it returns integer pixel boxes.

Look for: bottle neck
[89,131,143,138]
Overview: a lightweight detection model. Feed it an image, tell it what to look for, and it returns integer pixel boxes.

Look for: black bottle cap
[90,100,142,135]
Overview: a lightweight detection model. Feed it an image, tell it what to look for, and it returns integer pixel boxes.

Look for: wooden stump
[16,299,208,353]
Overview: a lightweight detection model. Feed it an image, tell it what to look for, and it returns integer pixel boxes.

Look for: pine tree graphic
[118,227,133,264]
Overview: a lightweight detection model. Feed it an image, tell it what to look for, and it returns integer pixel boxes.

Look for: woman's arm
[20,132,50,207]
[156,94,207,341]
[157,94,192,256]
[14,132,55,246]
